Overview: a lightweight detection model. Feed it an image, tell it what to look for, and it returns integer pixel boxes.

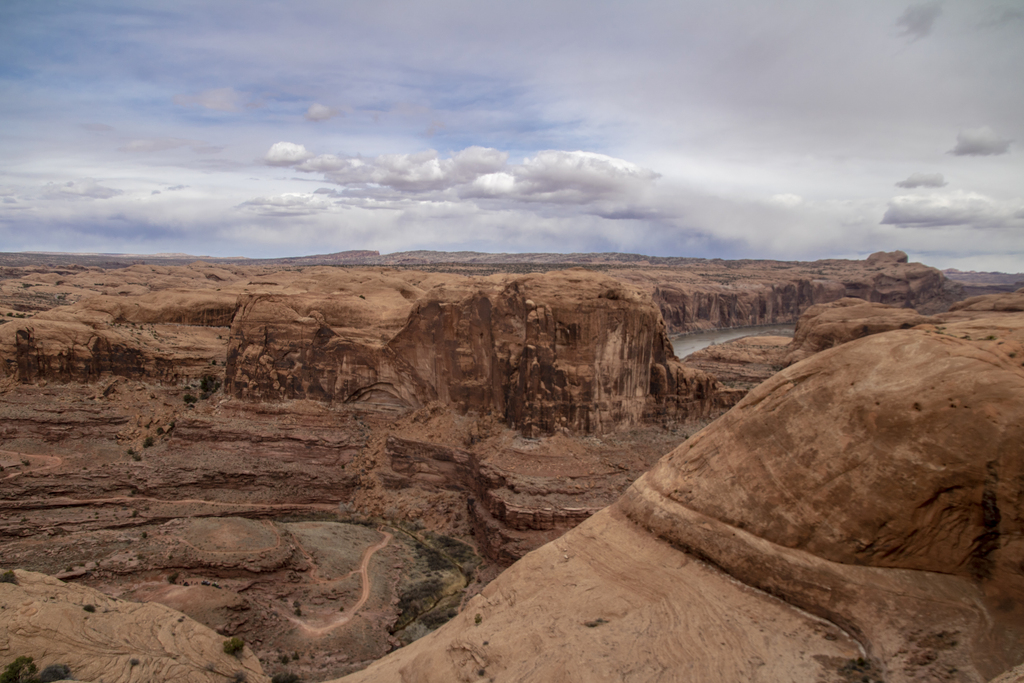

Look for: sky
[1,0,1022,270]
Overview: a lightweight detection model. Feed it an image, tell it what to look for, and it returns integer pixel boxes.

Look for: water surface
[671,324,796,360]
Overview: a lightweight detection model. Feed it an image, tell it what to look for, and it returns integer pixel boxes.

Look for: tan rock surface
[0,569,269,683]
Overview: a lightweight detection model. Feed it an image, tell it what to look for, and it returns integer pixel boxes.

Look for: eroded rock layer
[225,269,721,435]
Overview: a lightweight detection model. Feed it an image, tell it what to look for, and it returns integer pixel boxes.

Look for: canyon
[3,250,1021,681]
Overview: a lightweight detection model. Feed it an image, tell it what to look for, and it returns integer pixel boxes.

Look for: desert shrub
[200,375,221,396]
[143,436,154,448]
[131,453,141,462]
[223,637,245,657]
[0,570,17,585]
[183,394,197,404]
[83,604,95,613]
[167,572,179,584]
[156,427,164,435]
[474,613,482,625]
[126,447,135,456]
[38,663,72,682]
[272,674,301,683]
[0,656,37,683]
[233,672,247,683]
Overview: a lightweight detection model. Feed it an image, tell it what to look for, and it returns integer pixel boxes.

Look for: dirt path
[0,451,63,481]
[286,527,394,637]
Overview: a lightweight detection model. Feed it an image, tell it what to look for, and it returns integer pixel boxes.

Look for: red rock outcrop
[784,297,936,365]
[616,250,960,334]
[681,335,790,391]
[386,435,614,563]
[336,300,1024,683]
[226,269,722,435]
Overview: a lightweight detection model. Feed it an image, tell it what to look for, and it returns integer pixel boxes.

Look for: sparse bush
[167,572,179,584]
[129,659,140,667]
[272,674,301,683]
[156,427,164,435]
[131,453,141,462]
[39,663,72,682]
[143,436,154,448]
[233,672,247,683]
[127,447,135,456]
[1,656,37,683]
[223,637,245,657]
[141,532,147,539]
[0,570,17,585]
[83,604,96,613]
[183,394,197,404]
[474,613,482,625]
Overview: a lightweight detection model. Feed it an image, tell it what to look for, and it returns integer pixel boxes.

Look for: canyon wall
[619,250,961,334]
[225,270,723,435]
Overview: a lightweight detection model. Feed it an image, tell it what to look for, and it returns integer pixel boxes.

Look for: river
[670,324,796,360]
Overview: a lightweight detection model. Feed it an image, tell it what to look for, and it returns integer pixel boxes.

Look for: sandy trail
[284,527,393,637]
[0,451,63,481]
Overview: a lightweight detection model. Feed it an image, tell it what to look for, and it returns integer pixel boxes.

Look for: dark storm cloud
[881,191,1023,228]
[895,172,947,188]
[897,2,943,40]
[949,126,1012,156]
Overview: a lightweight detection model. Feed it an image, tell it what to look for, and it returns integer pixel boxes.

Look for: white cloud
[880,190,1024,228]
[238,193,332,216]
[769,193,803,207]
[895,172,947,188]
[949,126,1012,156]
[305,103,340,121]
[119,137,217,154]
[41,179,123,200]
[172,87,244,111]
[264,141,315,166]
[896,2,942,41]
[270,144,657,207]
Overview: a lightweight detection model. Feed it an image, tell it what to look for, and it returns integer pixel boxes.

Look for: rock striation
[0,569,270,683]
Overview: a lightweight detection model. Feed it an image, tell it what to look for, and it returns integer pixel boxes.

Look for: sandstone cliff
[226,269,722,435]
[617,250,960,334]
[336,296,1024,683]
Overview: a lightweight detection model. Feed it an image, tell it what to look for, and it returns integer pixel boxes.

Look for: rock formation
[0,569,269,683]
[678,334,791,392]
[225,269,722,435]
[336,295,1024,683]
[617,250,960,334]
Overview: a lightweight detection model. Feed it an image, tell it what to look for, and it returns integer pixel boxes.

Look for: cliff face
[619,250,961,334]
[226,270,722,435]
[653,278,846,333]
